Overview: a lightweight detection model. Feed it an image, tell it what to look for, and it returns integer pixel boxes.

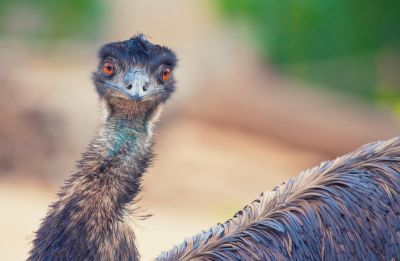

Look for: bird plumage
[28,35,400,260]
[158,137,400,260]
[28,111,154,260]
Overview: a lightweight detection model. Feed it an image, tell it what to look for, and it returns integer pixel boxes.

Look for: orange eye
[103,62,114,76]
[161,68,171,82]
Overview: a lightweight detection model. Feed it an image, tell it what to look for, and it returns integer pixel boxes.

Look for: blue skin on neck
[106,117,150,157]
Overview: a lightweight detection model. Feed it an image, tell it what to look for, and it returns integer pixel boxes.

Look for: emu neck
[78,112,153,204]
[29,102,159,260]
[78,100,159,202]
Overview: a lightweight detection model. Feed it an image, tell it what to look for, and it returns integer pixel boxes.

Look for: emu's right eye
[161,68,171,82]
[103,62,115,76]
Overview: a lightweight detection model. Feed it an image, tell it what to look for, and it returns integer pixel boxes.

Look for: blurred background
[0,0,399,259]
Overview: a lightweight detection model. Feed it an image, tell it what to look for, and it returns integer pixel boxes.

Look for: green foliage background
[1,0,399,109]
[216,0,400,110]
[0,0,105,41]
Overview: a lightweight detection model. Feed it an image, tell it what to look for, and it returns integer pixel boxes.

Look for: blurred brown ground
[0,1,399,260]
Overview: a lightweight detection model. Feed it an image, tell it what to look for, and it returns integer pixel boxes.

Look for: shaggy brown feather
[157,137,400,260]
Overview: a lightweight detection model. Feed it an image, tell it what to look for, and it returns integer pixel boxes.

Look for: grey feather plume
[157,137,400,260]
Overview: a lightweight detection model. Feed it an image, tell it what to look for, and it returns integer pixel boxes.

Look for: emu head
[92,34,177,114]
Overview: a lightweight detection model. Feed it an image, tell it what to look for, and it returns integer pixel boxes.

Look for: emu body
[29,35,400,260]
[158,137,400,260]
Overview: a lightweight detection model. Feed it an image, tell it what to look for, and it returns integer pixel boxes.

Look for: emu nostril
[143,83,149,92]
[126,84,132,90]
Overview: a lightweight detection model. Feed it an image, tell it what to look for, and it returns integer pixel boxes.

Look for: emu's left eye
[161,68,171,82]
[103,62,115,76]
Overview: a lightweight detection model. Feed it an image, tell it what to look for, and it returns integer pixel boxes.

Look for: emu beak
[122,69,150,101]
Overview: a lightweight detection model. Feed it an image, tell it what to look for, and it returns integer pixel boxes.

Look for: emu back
[158,137,400,260]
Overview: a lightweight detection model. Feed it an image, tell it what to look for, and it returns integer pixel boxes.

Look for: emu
[29,35,400,260]
[29,35,177,260]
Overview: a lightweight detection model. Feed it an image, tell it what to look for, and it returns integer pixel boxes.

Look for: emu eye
[103,62,115,76]
[161,68,171,82]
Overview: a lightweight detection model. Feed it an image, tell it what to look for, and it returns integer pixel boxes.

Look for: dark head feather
[93,34,177,107]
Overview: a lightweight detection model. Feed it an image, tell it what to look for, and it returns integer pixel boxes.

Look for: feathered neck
[29,100,161,261]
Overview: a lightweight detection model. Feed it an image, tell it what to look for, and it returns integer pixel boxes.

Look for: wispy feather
[158,137,400,260]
